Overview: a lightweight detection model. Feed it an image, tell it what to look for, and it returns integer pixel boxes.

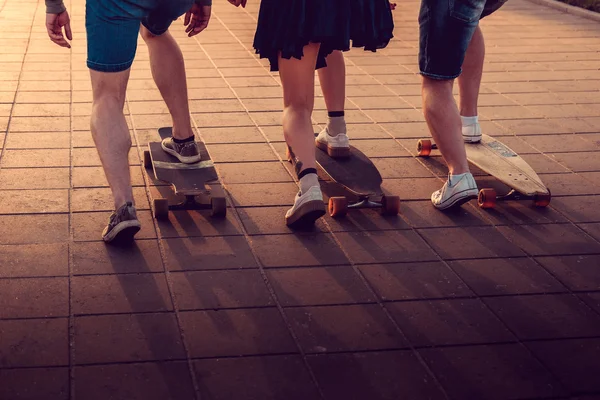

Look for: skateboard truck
[478,188,551,209]
[288,144,400,218]
[144,138,227,220]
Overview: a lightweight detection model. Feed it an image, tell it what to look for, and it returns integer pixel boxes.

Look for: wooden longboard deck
[148,141,217,196]
[464,134,548,196]
[315,144,383,197]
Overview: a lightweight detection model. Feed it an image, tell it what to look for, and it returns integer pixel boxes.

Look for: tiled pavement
[1,0,600,398]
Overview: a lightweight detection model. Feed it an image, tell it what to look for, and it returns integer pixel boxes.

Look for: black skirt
[252,0,395,72]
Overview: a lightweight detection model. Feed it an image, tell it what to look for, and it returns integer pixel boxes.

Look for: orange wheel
[533,189,551,207]
[417,139,432,157]
[478,188,497,209]
[381,195,400,216]
[328,197,348,218]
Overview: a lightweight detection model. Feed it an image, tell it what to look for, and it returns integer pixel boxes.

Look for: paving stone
[194,355,321,400]
[286,304,407,353]
[0,277,68,319]
[267,266,374,306]
[74,313,185,365]
[170,269,273,310]
[526,338,600,395]
[0,214,69,245]
[0,367,69,400]
[180,308,296,357]
[72,240,164,275]
[308,350,446,400]
[420,344,566,400]
[0,243,68,278]
[449,257,566,295]
[72,273,173,315]
[483,294,600,340]
[0,318,68,367]
[359,262,473,301]
[162,236,257,271]
[389,298,515,346]
[536,255,600,291]
[496,223,600,256]
[74,362,196,400]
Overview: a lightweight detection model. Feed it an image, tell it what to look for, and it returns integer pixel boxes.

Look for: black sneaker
[161,137,202,164]
[102,202,141,244]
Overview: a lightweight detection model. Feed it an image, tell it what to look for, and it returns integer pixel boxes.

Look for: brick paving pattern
[1,0,600,399]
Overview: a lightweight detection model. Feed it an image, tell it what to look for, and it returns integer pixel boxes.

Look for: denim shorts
[418,0,507,80]
[86,0,194,72]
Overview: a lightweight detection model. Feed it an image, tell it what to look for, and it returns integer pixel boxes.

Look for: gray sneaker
[102,202,141,244]
[161,137,202,164]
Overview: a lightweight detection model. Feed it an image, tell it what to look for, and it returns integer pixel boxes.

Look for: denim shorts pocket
[449,0,485,22]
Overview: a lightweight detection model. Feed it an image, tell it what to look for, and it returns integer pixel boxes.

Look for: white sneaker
[285,186,326,228]
[462,122,482,143]
[431,173,478,210]
[315,128,350,158]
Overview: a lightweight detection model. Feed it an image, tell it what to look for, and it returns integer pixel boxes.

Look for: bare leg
[315,50,350,157]
[279,43,325,227]
[279,43,321,172]
[141,26,193,140]
[421,77,469,175]
[90,69,134,209]
[318,50,345,113]
[458,25,485,117]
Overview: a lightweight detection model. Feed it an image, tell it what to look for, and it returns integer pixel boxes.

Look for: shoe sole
[161,143,202,164]
[463,135,482,144]
[286,200,326,230]
[103,220,141,245]
[433,191,479,211]
[316,139,350,158]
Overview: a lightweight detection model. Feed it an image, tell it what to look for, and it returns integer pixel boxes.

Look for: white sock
[300,173,319,194]
[460,115,478,126]
[327,116,346,137]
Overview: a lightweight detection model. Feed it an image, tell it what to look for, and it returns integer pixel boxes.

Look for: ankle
[327,111,346,136]
[172,127,194,141]
[299,169,319,194]
[460,115,478,126]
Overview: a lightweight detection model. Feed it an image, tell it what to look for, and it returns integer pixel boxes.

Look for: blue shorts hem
[87,59,134,73]
[420,70,461,80]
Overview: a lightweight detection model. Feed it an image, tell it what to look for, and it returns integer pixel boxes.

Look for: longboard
[417,134,551,208]
[286,136,400,217]
[143,127,227,219]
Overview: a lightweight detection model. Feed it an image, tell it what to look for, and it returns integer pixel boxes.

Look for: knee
[140,25,158,42]
[421,77,454,117]
[93,93,125,115]
[283,97,313,120]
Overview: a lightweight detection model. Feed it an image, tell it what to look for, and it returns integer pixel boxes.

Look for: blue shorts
[418,0,507,80]
[86,0,194,72]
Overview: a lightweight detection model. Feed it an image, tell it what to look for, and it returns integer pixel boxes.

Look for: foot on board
[315,128,350,158]
[161,136,202,164]
[285,186,326,229]
[432,173,479,210]
[462,121,482,144]
[102,202,141,244]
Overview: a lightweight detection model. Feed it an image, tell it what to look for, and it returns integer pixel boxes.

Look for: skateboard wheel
[533,189,551,208]
[381,195,400,216]
[143,150,152,169]
[211,197,227,217]
[417,139,432,157]
[478,188,497,209]
[328,197,348,218]
[153,199,169,219]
